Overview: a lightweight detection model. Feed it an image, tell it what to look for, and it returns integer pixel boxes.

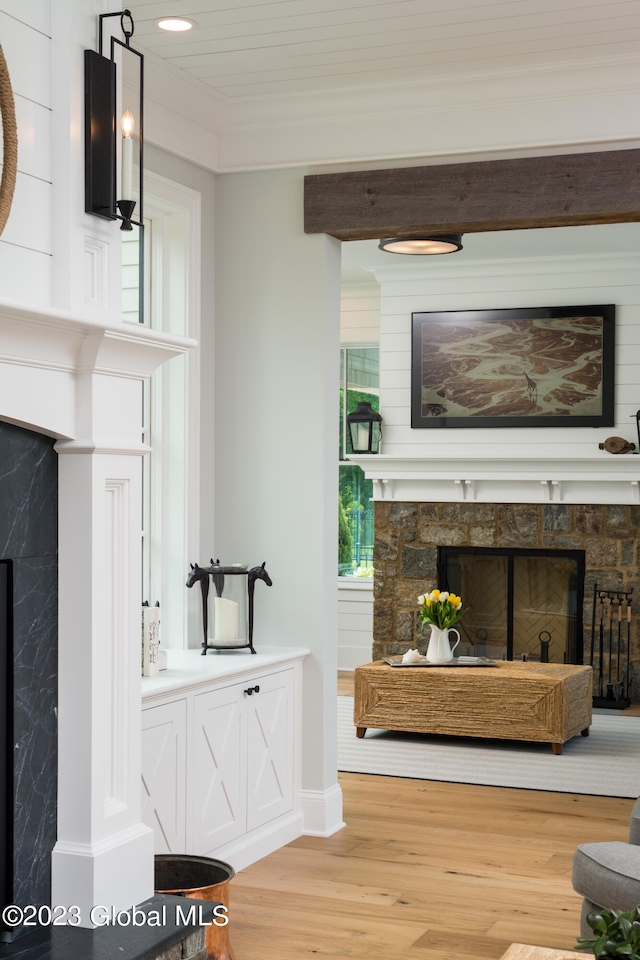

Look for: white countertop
[141,645,310,701]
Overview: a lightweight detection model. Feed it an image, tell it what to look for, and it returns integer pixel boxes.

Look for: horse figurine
[208,557,225,598]
[186,563,211,653]
[247,562,273,654]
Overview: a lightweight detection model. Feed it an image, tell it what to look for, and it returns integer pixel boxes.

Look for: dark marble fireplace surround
[0,424,213,960]
[0,422,58,940]
[373,500,640,697]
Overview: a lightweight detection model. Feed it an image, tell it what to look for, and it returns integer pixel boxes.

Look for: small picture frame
[411,304,615,429]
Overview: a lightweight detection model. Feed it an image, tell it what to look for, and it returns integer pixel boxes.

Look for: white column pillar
[52,438,155,923]
[213,168,344,837]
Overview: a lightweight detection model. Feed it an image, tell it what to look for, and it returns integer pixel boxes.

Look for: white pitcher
[425,625,460,664]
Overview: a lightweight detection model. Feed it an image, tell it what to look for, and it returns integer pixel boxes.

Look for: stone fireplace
[352,455,640,700]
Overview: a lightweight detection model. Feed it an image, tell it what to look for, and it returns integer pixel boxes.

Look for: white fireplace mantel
[0,297,197,924]
[348,455,640,505]
[0,298,197,441]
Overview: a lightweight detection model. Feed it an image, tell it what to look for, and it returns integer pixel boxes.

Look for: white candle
[120,109,134,200]
[357,423,370,450]
[214,597,239,643]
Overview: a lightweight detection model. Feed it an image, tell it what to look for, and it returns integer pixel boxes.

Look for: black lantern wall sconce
[84,9,143,233]
[346,401,383,454]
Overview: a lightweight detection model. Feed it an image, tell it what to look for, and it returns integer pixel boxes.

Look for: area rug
[338,696,640,797]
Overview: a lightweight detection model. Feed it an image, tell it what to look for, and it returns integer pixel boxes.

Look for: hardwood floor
[231,779,634,960]
[229,672,638,960]
[338,668,355,696]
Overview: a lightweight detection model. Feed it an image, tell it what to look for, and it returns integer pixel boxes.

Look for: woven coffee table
[353,659,592,754]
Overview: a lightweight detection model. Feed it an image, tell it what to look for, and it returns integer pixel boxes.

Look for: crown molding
[135,52,224,172]
[136,48,640,173]
[371,251,640,284]
[222,54,640,131]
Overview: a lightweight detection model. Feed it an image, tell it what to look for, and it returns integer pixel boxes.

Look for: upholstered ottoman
[572,799,640,935]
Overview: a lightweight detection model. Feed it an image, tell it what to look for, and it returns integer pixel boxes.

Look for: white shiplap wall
[0,5,52,305]
[0,1,122,319]
[338,281,380,670]
[337,580,376,671]
[340,281,380,345]
[340,252,640,668]
[376,253,640,461]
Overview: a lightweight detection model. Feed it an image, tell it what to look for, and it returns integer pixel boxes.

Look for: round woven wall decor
[0,44,17,236]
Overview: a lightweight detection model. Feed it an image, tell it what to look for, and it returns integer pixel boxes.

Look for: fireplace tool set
[589,583,632,709]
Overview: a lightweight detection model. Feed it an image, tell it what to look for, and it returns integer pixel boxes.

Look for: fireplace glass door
[439,547,584,663]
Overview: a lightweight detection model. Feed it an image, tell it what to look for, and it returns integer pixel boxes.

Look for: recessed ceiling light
[157,17,196,32]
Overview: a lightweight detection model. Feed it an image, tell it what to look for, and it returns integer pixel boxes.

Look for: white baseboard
[212,811,304,872]
[300,783,345,837]
[51,824,155,927]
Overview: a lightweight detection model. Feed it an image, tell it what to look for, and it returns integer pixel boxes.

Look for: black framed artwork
[411,304,615,429]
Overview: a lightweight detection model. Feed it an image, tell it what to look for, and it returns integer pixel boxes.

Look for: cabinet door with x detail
[141,698,187,853]
[246,670,294,831]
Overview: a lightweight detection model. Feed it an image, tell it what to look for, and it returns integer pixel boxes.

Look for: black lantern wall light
[346,402,383,454]
[84,9,143,233]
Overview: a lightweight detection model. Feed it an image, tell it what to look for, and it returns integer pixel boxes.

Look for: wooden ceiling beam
[303,149,640,241]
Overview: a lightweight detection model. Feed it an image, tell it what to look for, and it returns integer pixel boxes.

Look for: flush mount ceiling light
[378,235,463,255]
[157,17,197,31]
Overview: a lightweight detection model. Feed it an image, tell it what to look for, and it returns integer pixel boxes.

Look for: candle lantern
[186,560,272,655]
[346,401,382,454]
[210,564,248,650]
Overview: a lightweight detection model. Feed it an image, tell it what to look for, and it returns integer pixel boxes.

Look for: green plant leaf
[578,908,640,960]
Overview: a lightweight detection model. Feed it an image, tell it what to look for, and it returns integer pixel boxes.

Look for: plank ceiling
[125,0,640,100]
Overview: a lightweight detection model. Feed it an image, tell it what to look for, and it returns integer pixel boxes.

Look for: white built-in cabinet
[141,647,308,871]
[192,669,294,853]
[141,698,188,853]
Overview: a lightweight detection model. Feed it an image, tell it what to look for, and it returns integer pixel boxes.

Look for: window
[124,172,201,646]
[121,223,147,324]
[338,346,379,577]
